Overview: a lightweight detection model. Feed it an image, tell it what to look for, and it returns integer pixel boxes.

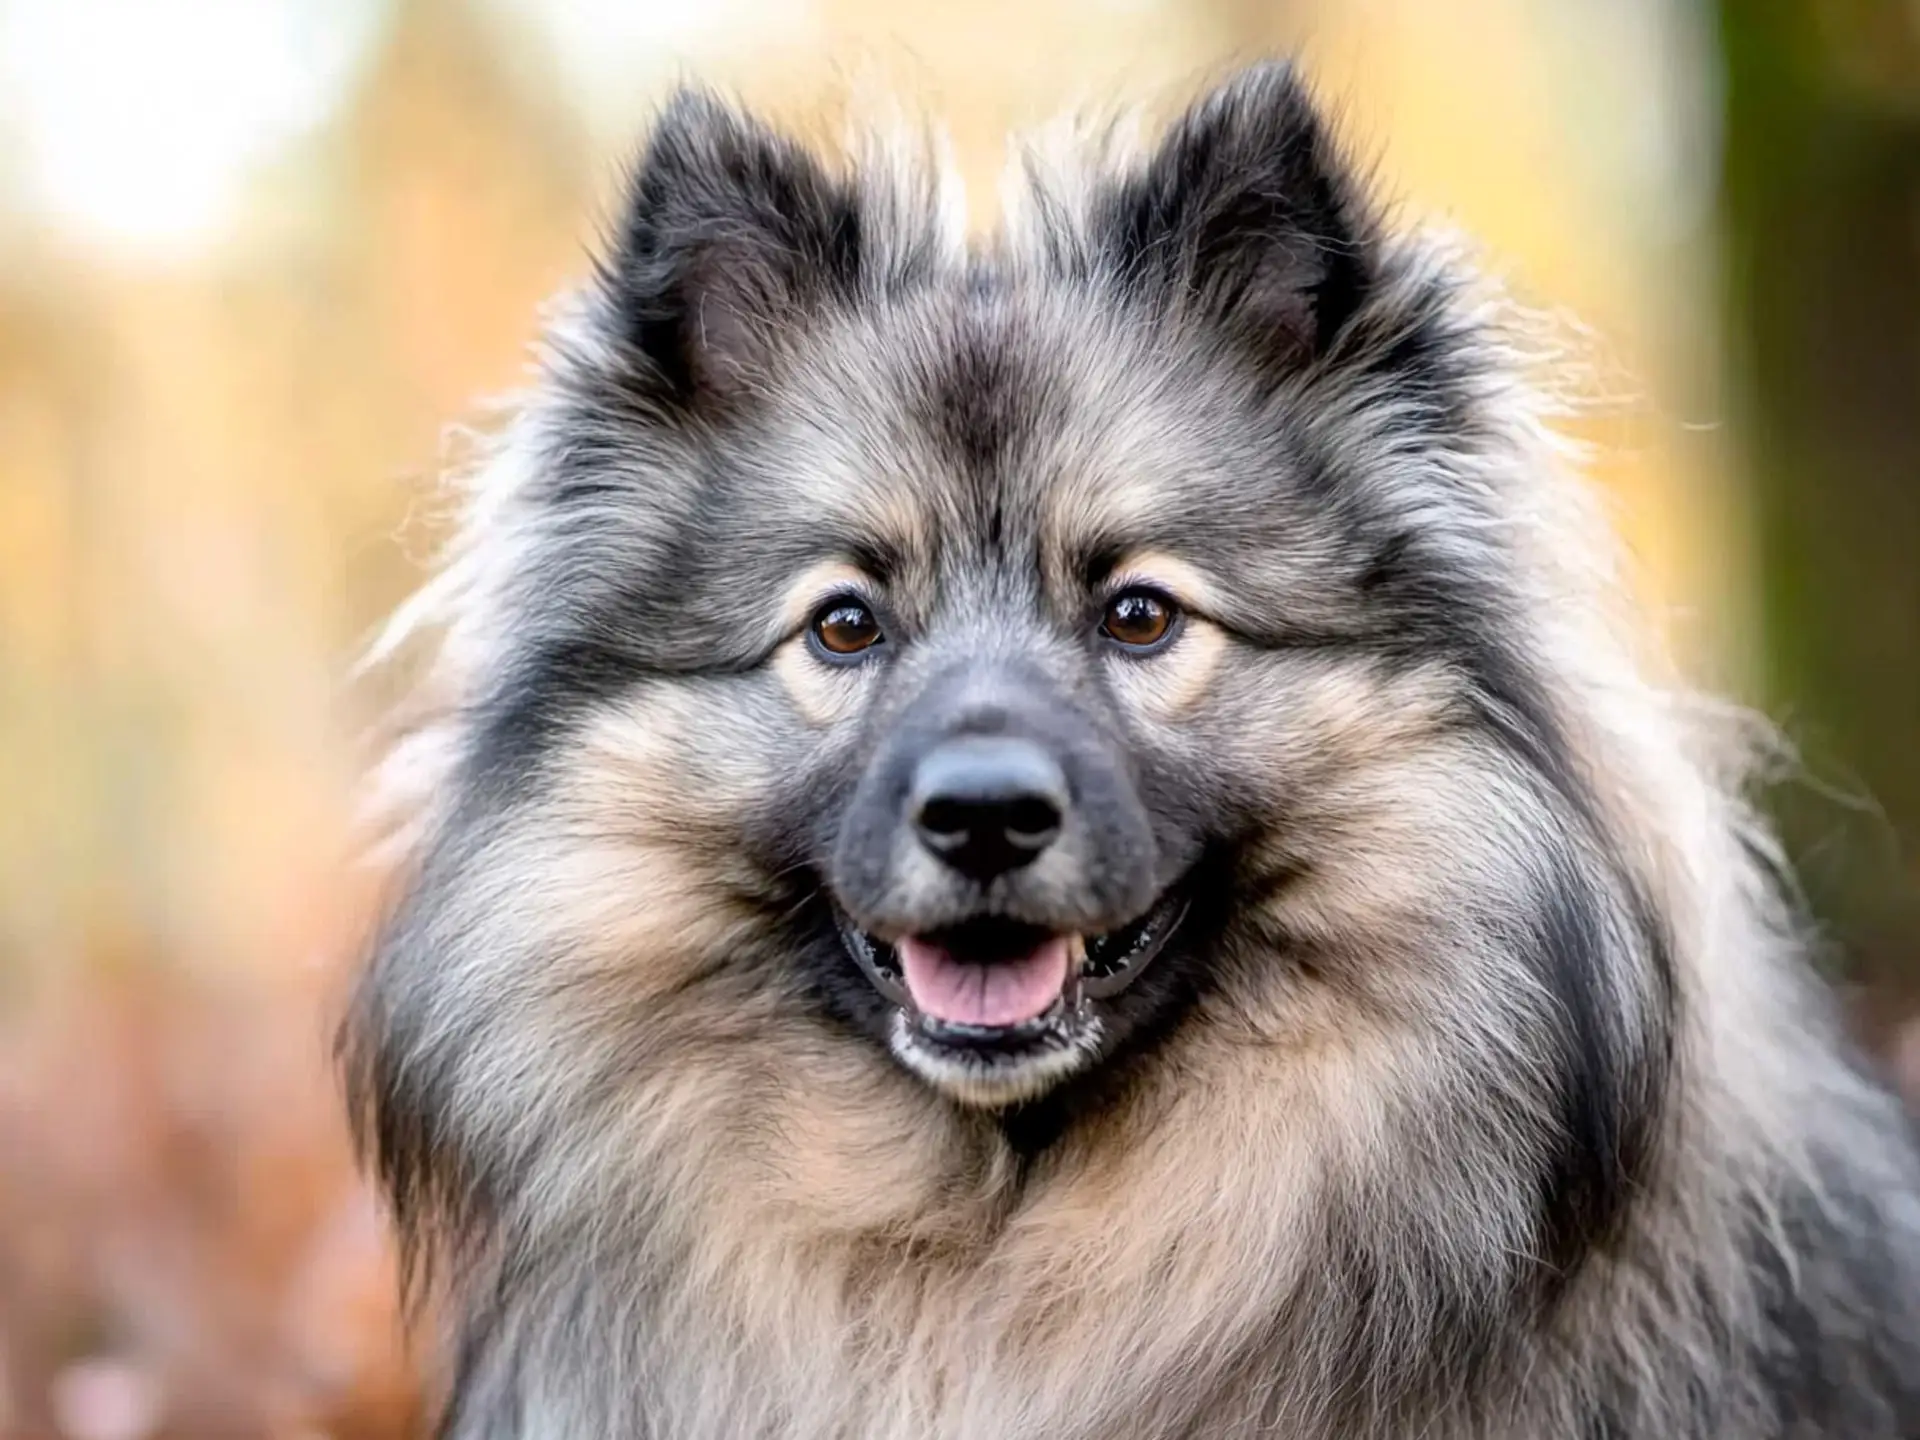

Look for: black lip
[835,883,1190,1025]
[916,1002,1077,1053]
[1079,888,1189,999]
[839,922,911,1008]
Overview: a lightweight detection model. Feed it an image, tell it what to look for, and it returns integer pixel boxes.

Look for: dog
[342,64,1920,1438]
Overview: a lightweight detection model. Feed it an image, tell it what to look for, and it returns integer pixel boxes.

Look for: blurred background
[0,0,1913,1435]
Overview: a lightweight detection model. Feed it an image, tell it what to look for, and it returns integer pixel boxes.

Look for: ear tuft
[608,89,864,409]
[1091,65,1372,372]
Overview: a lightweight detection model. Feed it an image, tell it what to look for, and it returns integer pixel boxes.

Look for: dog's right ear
[1088,65,1373,375]
[605,89,863,412]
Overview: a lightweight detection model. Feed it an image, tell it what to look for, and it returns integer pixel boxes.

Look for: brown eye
[811,598,883,658]
[1101,589,1178,650]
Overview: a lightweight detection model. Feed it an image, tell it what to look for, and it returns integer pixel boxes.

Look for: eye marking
[809,595,885,662]
[1100,587,1181,653]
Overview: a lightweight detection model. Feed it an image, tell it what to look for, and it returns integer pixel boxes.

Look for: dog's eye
[1101,590,1178,650]
[811,598,884,658]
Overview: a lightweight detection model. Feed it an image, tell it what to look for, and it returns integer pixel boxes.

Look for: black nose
[909,737,1067,881]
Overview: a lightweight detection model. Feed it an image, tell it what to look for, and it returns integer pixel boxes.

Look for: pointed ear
[1090,65,1372,372]
[607,89,863,410]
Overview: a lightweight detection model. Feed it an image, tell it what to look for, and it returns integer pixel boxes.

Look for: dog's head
[353,67,1670,1280]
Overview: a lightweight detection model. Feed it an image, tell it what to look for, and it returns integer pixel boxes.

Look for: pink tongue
[896,935,1071,1027]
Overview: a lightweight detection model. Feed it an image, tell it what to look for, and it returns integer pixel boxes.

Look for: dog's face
[652,285,1336,1107]
[468,73,1412,1111]
[360,70,1665,1275]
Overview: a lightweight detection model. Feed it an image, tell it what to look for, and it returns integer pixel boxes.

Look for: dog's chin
[837,887,1190,1108]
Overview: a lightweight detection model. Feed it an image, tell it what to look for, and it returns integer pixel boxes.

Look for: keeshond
[343,65,1920,1438]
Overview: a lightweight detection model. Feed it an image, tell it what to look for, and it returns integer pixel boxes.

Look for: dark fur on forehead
[607,88,867,409]
[1089,64,1373,372]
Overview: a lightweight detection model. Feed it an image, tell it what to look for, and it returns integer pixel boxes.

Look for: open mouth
[837,888,1188,1102]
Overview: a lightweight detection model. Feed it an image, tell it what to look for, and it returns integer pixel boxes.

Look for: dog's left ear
[606,89,864,412]
[1090,65,1372,372]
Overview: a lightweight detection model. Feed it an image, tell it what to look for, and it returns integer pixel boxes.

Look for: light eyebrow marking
[776,560,880,637]
[1106,550,1228,614]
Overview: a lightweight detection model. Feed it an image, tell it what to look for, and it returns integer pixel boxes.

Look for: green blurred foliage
[1718,0,1920,1000]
